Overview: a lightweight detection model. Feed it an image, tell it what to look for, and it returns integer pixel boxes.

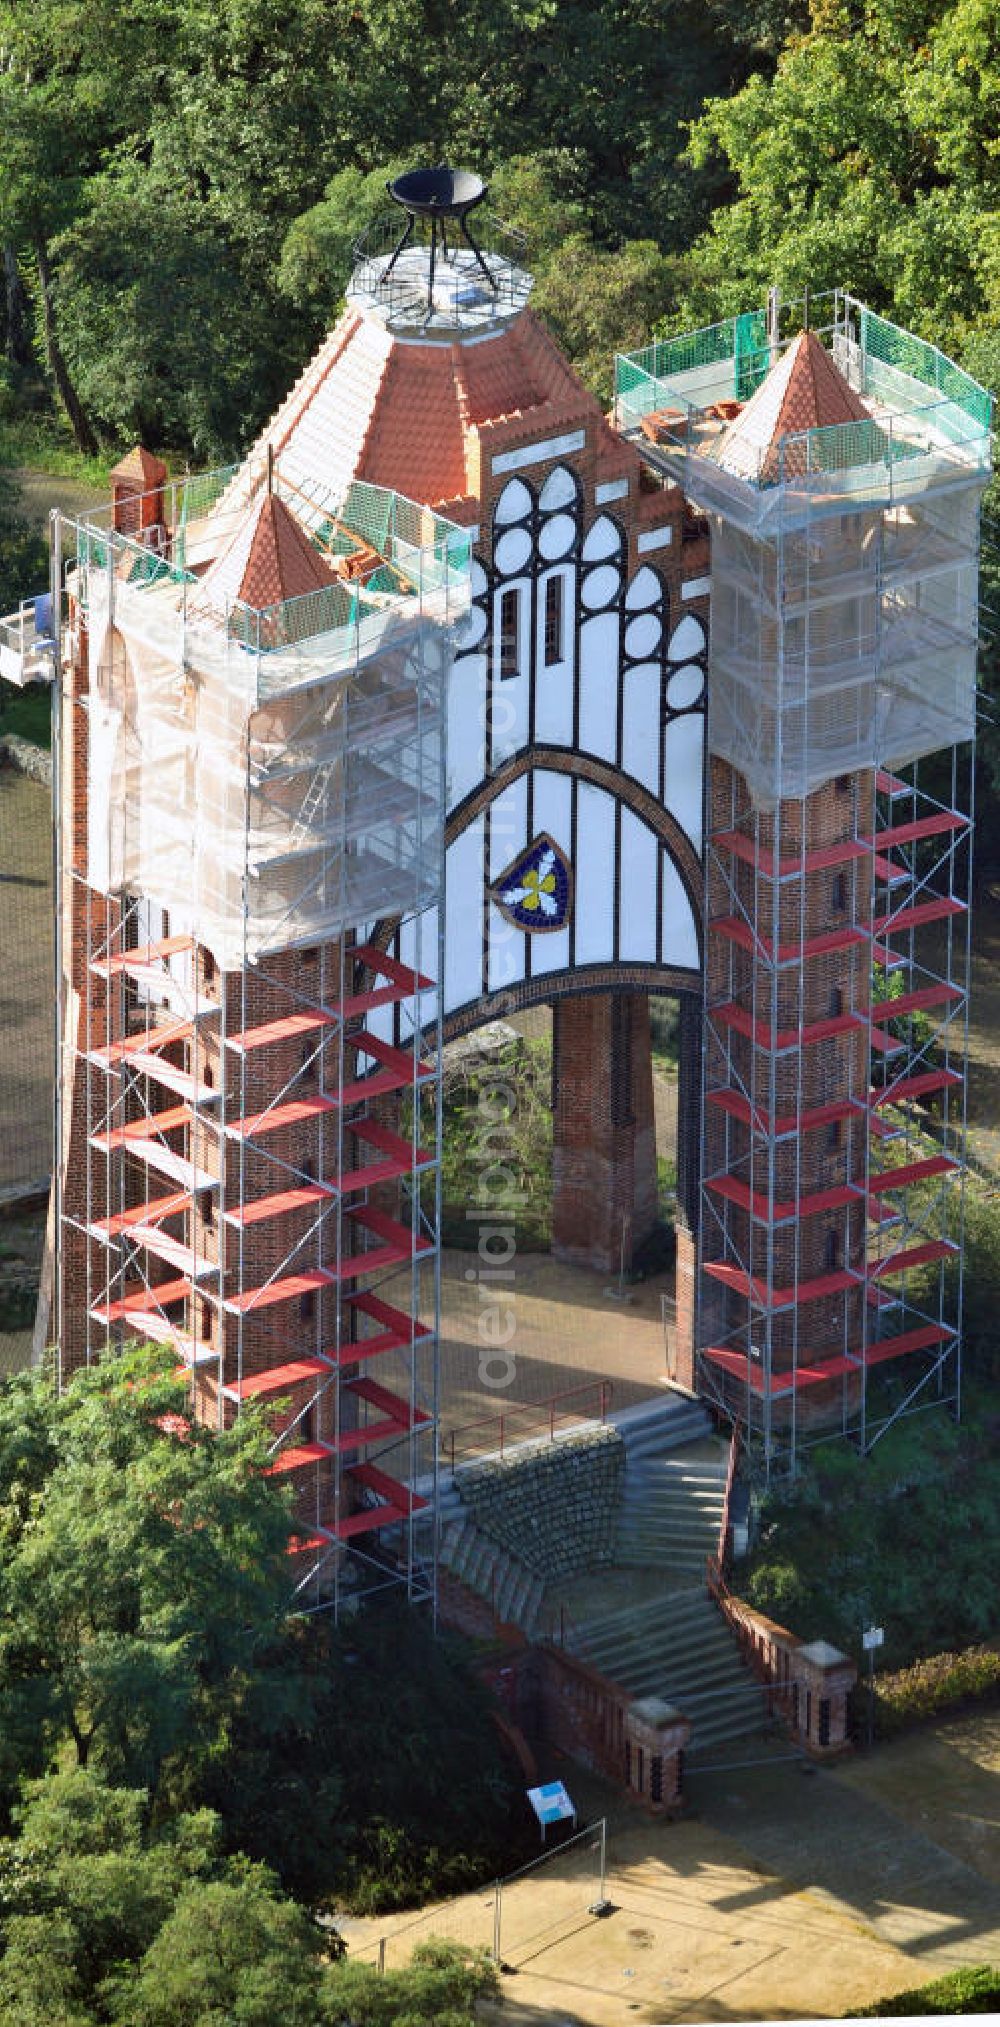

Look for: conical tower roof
[111,443,167,487]
[196,487,337,615]
[714,330,871,484]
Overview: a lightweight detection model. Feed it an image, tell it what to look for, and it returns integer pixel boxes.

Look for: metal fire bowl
[388,166,487,220]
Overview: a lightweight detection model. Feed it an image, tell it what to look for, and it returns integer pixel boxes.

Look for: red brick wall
[551,992,658,1273]
[701,758,876,1417]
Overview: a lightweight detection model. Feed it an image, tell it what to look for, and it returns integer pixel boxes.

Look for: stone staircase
[439,1517,547,1637]
[565,1585,769,1755]
[609,1395,729,1577]
[434,1392,770,1759]
[615,1449,729,1577]
[611,1393,715,1462]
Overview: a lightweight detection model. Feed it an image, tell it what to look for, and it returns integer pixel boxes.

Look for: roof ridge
[353,329,404,481]
[449,340,479,498]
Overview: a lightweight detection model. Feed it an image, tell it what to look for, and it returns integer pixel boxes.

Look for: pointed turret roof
[197,488,337,615]
[713,330,871,484]
[111,444,167,487]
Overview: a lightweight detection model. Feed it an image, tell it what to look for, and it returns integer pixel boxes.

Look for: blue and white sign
[527,1780,577,1841]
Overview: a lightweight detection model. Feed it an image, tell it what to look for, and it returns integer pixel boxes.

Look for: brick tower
[616,298,990,1469]
[49,172,714,1620]
[54,433,470,1618]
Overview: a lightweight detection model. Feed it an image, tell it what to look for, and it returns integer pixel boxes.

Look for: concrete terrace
[338,1707,1000,2025]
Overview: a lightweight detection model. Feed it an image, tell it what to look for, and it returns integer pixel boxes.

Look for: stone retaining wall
[455,1424,625,1580]
[0,734,52,787]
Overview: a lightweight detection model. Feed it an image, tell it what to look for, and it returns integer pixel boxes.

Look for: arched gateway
[392,457,710,1285]
[43,170,986,1618]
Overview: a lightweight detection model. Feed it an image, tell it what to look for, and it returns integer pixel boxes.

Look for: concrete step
[438,1515,544,1637]
[620,1423,715,1465]
[571,1582,709,1637]
[601,1644,753,1699]
[610,1396,714,1464]
[624,1474,726,1495]
[566,1589,768,1757]
[688,1691,770,1753]
[614,1550,715,1575]
[612,1524,722,1548]
[621,1484,725,1509]
[617,1532,719,1551]
[581,1624,739,1677]
[619,1493,723,1516]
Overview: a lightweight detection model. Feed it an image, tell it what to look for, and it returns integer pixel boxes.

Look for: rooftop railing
[349,207,529,327]
[614,293,992,509]
[67,471,472,698]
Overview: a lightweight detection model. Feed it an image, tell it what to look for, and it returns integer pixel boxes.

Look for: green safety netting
[341,479,394,557]
[616,311,769,409]
[861,310,992,434]
[734,310,769,402]
[174,466,237,571]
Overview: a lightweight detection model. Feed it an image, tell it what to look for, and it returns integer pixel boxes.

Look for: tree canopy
[683,0,1000,368]
[0,1347,524,1901]
[0,1348,522,2018]
[0,0,777,456]
[0,1767,499,2026]
[0,1347,296,1809]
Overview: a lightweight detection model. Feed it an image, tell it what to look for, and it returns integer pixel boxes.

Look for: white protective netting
[706,480,982,808]
[79,513,458,967]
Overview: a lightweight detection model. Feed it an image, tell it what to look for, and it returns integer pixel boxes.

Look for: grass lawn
[0,678,52,748]
[0,408,115,491]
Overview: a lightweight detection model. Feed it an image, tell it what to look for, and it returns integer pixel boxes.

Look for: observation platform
[70,467,470,709]
[615,290,992,531]
[348,241,532,341]
[347,174,532,340]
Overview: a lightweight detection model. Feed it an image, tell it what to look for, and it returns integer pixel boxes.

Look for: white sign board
[862,1626,884,1651]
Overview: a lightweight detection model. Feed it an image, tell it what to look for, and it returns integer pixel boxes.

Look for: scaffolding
[53,462,470,1613]
[616,291,991,1472]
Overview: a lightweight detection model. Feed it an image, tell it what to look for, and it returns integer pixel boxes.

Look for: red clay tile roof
[715,330,871,484]
[196,488,337,615]
[358,341,473,503]
[237,493,337,609]
[772,330,870,437]
[111,444,167,485]
[219,303,639,518]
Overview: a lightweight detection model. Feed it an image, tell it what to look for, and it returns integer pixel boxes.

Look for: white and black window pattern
[422,465,708,1025]
[485,466,582,754]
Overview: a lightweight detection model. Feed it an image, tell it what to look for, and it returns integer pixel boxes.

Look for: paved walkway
[434,1248,675,1455]
[339,1710,1000,2023]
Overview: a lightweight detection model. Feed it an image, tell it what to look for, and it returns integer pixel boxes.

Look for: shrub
[851,1645,1000,1739]
[745,1560,810,1627]
[850,1965,1000,2014]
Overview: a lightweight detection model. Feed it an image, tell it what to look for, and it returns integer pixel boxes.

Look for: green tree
[203,1599,524,1911]
[0,1769,221,2018]
[0,1767,497,2026]
[0,471,48,616]
[49,167,290,458]
[120,1874,325,2027]
[0,1348,298,1808]
[684,0,1000,358]
[322,1940,499,2026]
